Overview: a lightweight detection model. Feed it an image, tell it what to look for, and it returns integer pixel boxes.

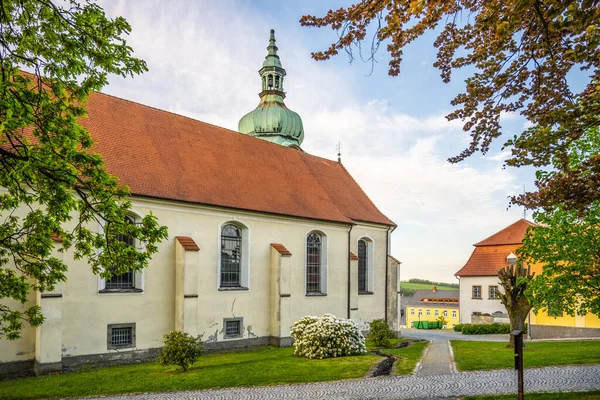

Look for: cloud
[99,0,526,282]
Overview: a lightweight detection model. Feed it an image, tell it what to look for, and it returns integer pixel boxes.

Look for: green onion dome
[238,29,304,148]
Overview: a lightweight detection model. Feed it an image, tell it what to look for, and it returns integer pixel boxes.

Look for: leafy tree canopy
[519,128,600,317]
[0,0,168,339]
[301,0,600,212]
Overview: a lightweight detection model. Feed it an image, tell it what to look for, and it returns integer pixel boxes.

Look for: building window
[99,214,144,293]
[221,224,242,287]
[443,310,448,317]
[418,309,422,316]
[107,323,136,350]
[410,309,415,315]
[472,285,482,299]
[426,309,430,316]
[434,310,439,316]
[358,239,368,292]
[223,317,243,339]
[489,285,499,299]
[105,216,136,290]
[306,231,328,294]
[452,310,457,318]
[357,237,375,294]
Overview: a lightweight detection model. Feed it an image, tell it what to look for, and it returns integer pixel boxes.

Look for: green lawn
[465,391,600,399]
[0,346,380,399]
[451,340,600,371]
[400,282,457,291]
[384,340,429,375]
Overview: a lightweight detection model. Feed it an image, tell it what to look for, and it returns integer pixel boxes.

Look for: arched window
[105,215,136,290]
[306,233,322,293]
[267,74,273,89]
[358,239,368,292]
[275,75,280,89]
[221,224,242,287]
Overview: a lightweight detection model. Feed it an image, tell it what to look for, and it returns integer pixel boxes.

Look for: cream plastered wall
[2,196,393,362]
[350,225,389,330]
[458,276,507,324]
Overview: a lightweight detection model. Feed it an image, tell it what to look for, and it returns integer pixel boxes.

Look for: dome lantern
[238,29,304,148]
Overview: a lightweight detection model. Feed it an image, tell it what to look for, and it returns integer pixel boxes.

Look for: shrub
[290,314,366,359]
[368,319,395,348]
[157,331,204,371]
[454,323,528,335]
[453,324,465,332]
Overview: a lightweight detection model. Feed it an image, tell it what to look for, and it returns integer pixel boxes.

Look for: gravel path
[415,340,453,376]
[81,364,600,400]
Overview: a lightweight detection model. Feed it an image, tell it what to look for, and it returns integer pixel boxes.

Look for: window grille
[472,285,482,299]
[489,285,499,299]
[306,233,322,293]
[105,216,135,289]
[107,323,135,349]
[358,240,368,292]
[221,224,242,287]
[224,319,241,338]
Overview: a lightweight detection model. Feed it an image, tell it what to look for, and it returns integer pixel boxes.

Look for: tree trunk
[498,264,535,349]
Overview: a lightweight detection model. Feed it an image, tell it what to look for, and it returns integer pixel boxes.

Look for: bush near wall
[454,323,528,335]
[290,314,366,359]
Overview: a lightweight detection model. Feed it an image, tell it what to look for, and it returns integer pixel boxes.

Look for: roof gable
[82,92,394,226]
[474,219,534,246]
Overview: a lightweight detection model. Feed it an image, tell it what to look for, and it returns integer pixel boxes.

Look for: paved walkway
[85,364,600,399]
[415,340,453,376]
[401,328,510,342]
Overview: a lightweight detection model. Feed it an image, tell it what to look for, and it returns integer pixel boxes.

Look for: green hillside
[400,282,457,291]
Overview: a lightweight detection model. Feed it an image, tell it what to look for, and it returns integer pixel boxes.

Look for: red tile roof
[349,252,359,261]
[82,92,394,227]
[474,219,534,246]
[175,236,200,251]
[456,219,535,277]
[50,233,64,242]
[271,243,292,256]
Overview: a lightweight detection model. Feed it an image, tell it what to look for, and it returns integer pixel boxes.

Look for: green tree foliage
[518,129,600,317]
[407,278,458,288]
[157,331,204,372]
[301,1,600,212]
[0,0,168,339]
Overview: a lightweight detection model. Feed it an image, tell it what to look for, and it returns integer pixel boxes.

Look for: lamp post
[512,329,524,400]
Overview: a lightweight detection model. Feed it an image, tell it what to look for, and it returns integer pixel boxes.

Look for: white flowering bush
[290,314,366,359]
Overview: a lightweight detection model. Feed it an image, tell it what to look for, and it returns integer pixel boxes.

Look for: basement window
[107,323,136,350]
[223,318,243,339]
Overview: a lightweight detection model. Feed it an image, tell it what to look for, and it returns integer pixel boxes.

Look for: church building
[0,30,399,376]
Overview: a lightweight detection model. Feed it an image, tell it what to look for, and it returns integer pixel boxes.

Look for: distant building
[405,288,459,329]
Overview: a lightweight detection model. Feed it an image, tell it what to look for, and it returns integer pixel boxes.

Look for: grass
[464,391,600,399]
[451,340,600,371]
[365,338,429,375]
[0,346,380,399]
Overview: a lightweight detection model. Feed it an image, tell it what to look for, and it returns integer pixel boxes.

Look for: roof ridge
[474,218,534,246]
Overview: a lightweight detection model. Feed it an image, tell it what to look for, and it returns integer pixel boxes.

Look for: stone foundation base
[530,324,600,339]
[0,360,34,380]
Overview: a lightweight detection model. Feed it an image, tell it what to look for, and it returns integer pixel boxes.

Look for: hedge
[454,323,528,335]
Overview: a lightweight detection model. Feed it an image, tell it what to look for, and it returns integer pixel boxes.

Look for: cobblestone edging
[82,364,600,400]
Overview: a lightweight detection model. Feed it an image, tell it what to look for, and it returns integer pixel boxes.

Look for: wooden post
[512,329,524,400]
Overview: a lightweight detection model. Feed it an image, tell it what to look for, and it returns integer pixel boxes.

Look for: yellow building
[405,288,460,329]
[528,264,600,338]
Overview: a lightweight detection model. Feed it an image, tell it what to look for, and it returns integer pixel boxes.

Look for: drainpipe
[385,226,392,324]
[347,225,354,319]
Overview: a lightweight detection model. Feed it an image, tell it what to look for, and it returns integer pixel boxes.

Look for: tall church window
[221,224,242,287]
[306,233,322,293]
[358,239,368,292]
[105,215,136,289]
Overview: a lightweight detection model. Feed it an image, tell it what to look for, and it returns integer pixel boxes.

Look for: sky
[99,0,538,283]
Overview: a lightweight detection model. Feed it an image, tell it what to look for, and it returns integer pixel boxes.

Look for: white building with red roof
[0,31,400,376]
[455,219,534,324]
